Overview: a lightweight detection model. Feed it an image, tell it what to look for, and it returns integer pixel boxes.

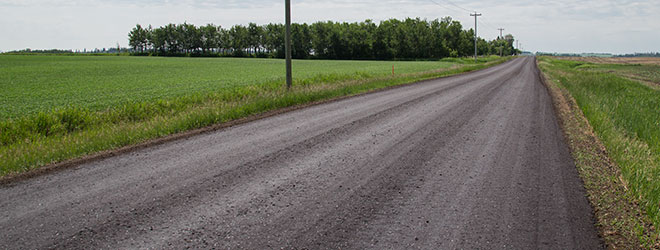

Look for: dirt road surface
[0,57,602,249]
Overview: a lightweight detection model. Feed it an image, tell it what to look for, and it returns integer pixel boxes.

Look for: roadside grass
[0,55,507,177]
[538,57,659,248]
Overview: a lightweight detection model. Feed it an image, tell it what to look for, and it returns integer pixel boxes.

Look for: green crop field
[539,57,660,244]
[0,54,507,177]
[0,55,467,120]
[576,63,660,87]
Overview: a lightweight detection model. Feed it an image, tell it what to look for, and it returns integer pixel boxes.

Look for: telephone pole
[470,12,481,62]
[285,0,292,89]
[497,28,505,56]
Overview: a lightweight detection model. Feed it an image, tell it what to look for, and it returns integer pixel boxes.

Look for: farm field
[557,56,660,66]
[538,57,660,246]
[0,55,469,120]
[557,57,660,88]
[0,54,506,177]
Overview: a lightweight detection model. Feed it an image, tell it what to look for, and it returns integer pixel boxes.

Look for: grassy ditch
[538,57,659,248]
[0,55,508,177]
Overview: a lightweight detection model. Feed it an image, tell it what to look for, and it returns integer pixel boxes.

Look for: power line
[477,18,500,38]
[477,17,498,31]
[434,0,474,12]
[424,0,504,42]
[425,0,469,16]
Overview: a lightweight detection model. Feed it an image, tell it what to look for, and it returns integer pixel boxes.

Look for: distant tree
[458,29,474,57]
[177,22,200,53]
[200,24,220,53]
[263,23,284,57]
[218,28,231,55]
[373,19,398,59]
[247,23,263,55]
[291,23,312,59]
[149,26,167,53]
[128,24,149,53]
[163,23,181,53]
[229,25,249,56]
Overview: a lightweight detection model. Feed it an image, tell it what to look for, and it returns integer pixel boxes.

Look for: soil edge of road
[537,58,660,249]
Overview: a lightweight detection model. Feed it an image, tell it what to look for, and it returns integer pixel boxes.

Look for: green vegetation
[578,63,660,86]
[128,18,518,59]
[0,54,507,177]
[0,55,465,120]
[538,57,660,241]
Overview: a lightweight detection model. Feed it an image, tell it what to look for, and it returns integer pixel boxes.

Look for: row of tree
[128,18,518,60]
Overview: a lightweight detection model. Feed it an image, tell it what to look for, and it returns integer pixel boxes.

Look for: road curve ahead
[0,57,602,249]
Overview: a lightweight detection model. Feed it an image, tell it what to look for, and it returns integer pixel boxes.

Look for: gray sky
[1,0,658,54]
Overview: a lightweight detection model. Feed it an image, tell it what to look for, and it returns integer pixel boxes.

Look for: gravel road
[0,57,602,249]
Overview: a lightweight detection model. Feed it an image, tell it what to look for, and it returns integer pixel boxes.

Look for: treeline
[5,49,74,54]
[129,17,517,60]
[615,52,660,58]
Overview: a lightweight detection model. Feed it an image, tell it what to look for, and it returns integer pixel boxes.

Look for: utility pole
[285,0,292,89]
[470,12,481,62]
[497,28,504,39]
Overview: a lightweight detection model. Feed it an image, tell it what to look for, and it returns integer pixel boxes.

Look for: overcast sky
[1,0,658,54]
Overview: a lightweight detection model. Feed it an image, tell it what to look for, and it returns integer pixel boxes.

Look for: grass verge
[537,57,659,249]
[0,56,509,179]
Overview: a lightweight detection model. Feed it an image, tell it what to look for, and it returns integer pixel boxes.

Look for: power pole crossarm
[470,12,481,62]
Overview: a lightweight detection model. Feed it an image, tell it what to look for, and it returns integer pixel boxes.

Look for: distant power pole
[285,0,292,89]
[498,28,504,39]
[470,12,482,62]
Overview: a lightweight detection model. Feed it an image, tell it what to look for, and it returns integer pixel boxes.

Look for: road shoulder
[537,58,659,249]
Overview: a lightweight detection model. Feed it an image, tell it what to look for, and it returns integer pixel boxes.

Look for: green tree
[291,23,312,59]
[200,24,220,53]
[264,23,284,57]
[229,25,249,56]
[130,18,516,58]
[247,22,263,55]
[128,24,148,53]
[310,21,334,59]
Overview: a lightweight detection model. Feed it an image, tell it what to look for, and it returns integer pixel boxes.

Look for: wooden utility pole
[285,0,292,89]
[470,12,481,62]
